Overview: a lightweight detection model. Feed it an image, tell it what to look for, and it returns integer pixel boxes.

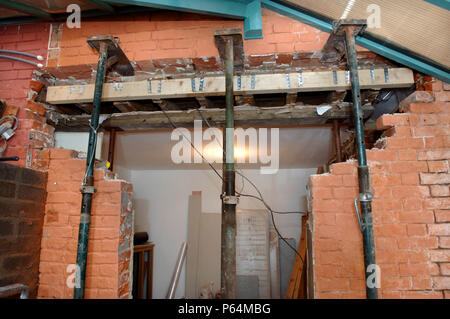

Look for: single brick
[435,91,450,102]
[407,224,427,236]
[398,91,434,112]
[49,148,78,159]
[435,210,450,222]
[428,224,450,235]
[330,162,356,175]
[0,163,18,181]
[397,150,417,161]
[439,236,450,248]
[0,181,16,198]
[428,160,449,173]
[407,102,447,114]
[440,263,450,276]
[431,185,450,197]
[376,114,410,130]
[420,173,450,185]
[0,219,15,236]
[25,100,46,116]
[424,80,443,92]
[433,277,450,290]
[418,149,450,161]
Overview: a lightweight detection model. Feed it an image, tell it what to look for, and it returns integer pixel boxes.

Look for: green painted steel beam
[102,0,247,18]
[102,0,263,39]
[425,0,450,11]
[244,0,263,39]
[87,0,115,13]
[262,0,450,83]
[356,36,450,84]
[0,0,52,19]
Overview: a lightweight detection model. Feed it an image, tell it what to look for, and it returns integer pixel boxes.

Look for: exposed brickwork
[3,99,55,169]
[309,79,450,299]
[0,24,52,169]
[0,163,47,298]
[38,149,133,299]
[0,23,49,107]
[51,9,328,69]
[46,9,380,80]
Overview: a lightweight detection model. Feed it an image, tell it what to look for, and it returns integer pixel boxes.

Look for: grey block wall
[0,163,47,298]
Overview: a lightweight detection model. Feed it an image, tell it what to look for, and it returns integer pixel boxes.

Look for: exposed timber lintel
[49,103,374,131]
[46,67,414,105]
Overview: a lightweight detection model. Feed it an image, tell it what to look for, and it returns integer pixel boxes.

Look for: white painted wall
[115,168,316,299]
[54,131,106,160]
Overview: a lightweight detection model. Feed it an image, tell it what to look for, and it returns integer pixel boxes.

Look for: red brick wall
[0,23,49,107]
[4,99,55,169]
[308,79,450,299]
[49,9,330,72]
[38,149,133,299]
[0,24,52,169]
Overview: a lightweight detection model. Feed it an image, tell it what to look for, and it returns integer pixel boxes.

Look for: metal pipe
[166,242,187,299]
[107,128,116,171]
[74,42,108,299]
[333,119,342,162]
[221,37,237,299]
[0,55,43,67]
[0,283,29,299]
[343,25,378,299]
[0,50,43,60]
[0,156,19,162]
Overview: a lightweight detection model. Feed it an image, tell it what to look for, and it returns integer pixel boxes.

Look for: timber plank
[46,68,414,104]
[50,104,374,131]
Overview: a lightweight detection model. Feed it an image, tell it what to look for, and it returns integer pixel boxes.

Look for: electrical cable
[234,170,305,264]
[0,55,43,68]
[82,124,99,185]
[194,109,305,263]
[162,107,305,262]
[0,49,44,61]
[197,108,246,193]
[0,115,19,130]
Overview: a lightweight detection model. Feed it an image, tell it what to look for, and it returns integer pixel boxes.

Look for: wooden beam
[50,103,374,131]
[152,99,179,110]
[46,68,414,104]
[235,95,255,106]
[196,97,214,108]
[75,103,93,114]
[113,101,157,112]
[326,90,347,104]
[286,216,308,299]
[113,101,137,112]
[285,93,297,105]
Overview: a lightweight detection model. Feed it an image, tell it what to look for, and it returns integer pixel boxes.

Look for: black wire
[161,108,224,182]
[194,109,305,263]
[161,107,305,263]
[234,171,305,264]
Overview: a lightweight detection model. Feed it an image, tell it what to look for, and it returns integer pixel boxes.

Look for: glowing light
[202,145,249,162]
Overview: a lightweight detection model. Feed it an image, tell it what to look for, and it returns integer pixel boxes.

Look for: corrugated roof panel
[281,0,450,69]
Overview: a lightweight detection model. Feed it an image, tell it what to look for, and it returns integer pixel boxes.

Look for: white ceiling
[114,126,333,170]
